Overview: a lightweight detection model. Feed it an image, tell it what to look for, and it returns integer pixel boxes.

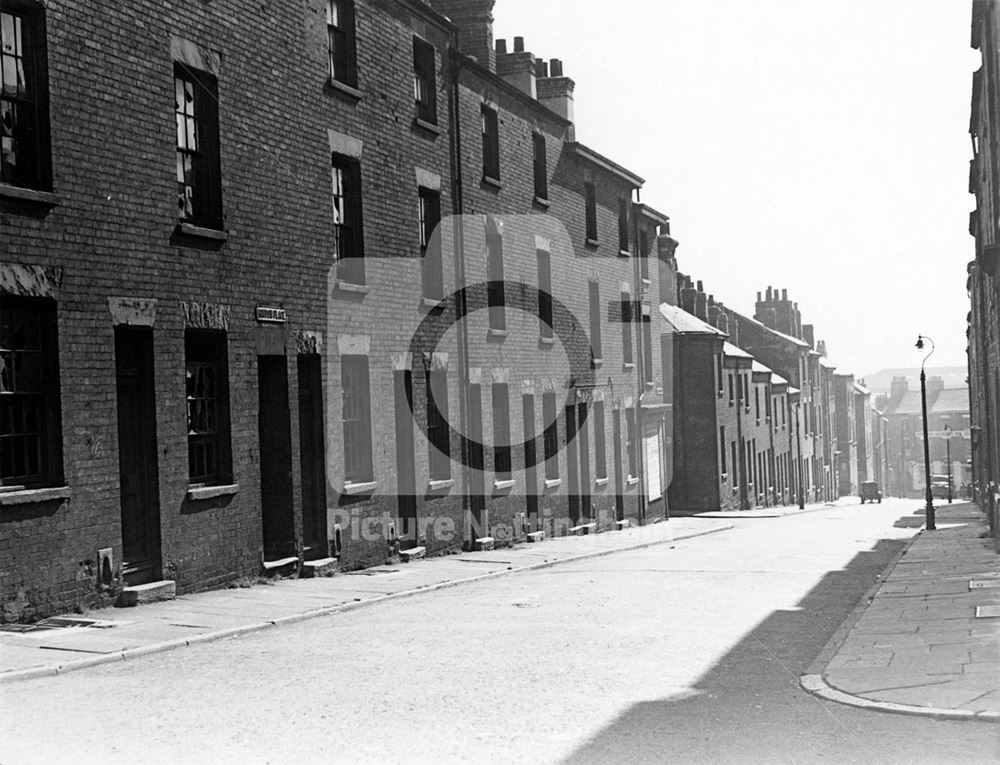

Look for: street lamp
[915,335,936,530]
[945,423,953,504]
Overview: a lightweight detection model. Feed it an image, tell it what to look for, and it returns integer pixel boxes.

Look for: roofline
[566,142,645,187]
[402,0,457,32]
[456,55,573,128]
[635,202,669,227]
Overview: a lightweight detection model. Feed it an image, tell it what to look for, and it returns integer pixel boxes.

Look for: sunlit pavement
[1,498,997,765]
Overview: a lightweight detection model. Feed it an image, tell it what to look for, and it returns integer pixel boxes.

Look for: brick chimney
[890,376,908,401]
[926,376,945,398]
[431,0,496,73]
[694,281,708,322]
[707,295,720,327]
[802,324,815,349]
[656,233,679,305]
[495,37,536,97]
[716,303,730,335]
[537,58,575,126]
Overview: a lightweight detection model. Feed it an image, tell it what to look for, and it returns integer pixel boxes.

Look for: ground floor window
[0,297,62,487]
[185,329,232,485]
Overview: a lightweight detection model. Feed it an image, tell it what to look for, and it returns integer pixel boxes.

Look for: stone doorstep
[525,531,546,543]
[616,519,632,529]
[570,522,597,535]
[398,547,426,562]
[262,556,299,571]
[473,537,495,552]
[300,558,339,578]
[117,580,176,608]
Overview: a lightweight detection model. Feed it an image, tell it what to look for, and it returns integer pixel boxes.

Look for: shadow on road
[562,509,997,765]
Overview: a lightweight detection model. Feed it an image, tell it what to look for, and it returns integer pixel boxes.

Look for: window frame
[588,281,602,361]
[0,296,62,488]
[491,382,511,478]
[621,290,633,365]
[532,132,548,200]
[584,181,597,241]
[0,4,51,192]
[412,36,437,125]
[332,153,365,284]
[486,228,505,331]
[185,329,232,486]
[426,368,451,480]
[625,407,637,479]
[542,391,559,480]
[481,104,500,183]
[617,196,630,253]
[593,400,607,481]
[174,64,223,230]
[341,355,374,483]
[326,0,358,88]
[537,248,553,339]
[418,186,443,299]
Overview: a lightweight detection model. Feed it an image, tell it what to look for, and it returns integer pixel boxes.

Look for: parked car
[860,481,882,504]
[930,475,952,499]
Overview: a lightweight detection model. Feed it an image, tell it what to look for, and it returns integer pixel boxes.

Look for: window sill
[585,237,599,248]
[539,336,556,346]
[187,483,239,501]
[641,277,651,286]
[413,118,441,137]
[421,296,446,311]
[618,249,631,258]
[342,481,377,495]
[177,223,229,242]
[626,476,640,487]
[482,175,502,190]
[333,280,370,297]
[427,479,454,492]
[594,477,610,487]
[487,328,508,340]
[0,486,71,506]
[592,358,604,368]
[493,479,516,492]
[0,184,60,207]
[533,196,550,208]
[325,77,362,101]
[544,478,562,489]
[623,362,636,371]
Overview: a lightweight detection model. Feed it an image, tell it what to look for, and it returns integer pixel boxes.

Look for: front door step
[117,580,176,607]
[300,558,338,578]
[526,531,546,543]
[262,556,299,578]
[399,546,426,562]
[570,522,597,535]
[473,537,495,552]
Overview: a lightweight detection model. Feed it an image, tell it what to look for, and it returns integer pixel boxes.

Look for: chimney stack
[890,376,909,401]
[430,0,497,73]
[802,324,815,349]
[496,37,536,97]
[537,58,575,127]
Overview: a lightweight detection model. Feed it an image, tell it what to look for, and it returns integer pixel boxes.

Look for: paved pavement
[0,514,736,683]
[802,501,1000,722]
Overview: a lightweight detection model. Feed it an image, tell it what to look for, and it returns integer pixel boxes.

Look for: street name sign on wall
[255,306,287,324]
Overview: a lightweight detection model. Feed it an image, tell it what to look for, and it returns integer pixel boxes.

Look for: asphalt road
[1,498,997,764]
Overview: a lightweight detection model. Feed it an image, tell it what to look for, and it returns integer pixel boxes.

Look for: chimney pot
[782,288,788,301]
[550,58,563,77]
[696,280,704,291]
[757,291,762,303]
[514,36,524,52]
[496,38,507,54]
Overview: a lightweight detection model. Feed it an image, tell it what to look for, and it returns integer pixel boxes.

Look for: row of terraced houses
[0,0,885,621]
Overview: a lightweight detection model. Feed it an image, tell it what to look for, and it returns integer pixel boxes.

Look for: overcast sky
[494,0,978,380]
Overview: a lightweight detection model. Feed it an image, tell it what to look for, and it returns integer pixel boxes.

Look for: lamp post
[916,335,936,530]
[945,423,953,504]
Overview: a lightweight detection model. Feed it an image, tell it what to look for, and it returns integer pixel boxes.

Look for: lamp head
[916,336,924,350]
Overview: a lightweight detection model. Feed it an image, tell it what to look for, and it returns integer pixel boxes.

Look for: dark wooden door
[259,355,295,558]
[393,370,417,547]
[297,355,326,556]
[115,327,161,584]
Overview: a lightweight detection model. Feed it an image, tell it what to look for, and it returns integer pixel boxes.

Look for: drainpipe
[631,193,646,523]
[447,45,474,547]
[734,364,747,510]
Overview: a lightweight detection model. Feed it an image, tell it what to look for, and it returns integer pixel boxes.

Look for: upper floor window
[413,37,436,124]
[584,181,597,241]
[332,154,364,284]
[481,105,500,182]
[486,227,505,331]
[639,227,650,280]
[618,196,630,253]
[186,330,232,485]
[589,282,602,362]
[1,5,50,191]
[537,248,553,339]
[625,407,637,478]
[326,0,357,87]
[621,289,633,365]
[341,355,373,483]
[728,372,734,405]
[542,391,559,480]
[419,186,442,299]
[532,132,548,200]
[175,65,222,229]
[0,297,61,487]
[641,305,653,383]
[593,400,607,481]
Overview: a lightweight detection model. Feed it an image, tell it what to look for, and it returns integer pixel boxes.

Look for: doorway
[259,355,295,559]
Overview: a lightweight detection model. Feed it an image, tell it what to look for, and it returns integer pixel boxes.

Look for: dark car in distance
[860,481,882,504]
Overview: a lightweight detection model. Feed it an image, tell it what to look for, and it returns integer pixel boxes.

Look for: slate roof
[659,304,726,336]
[723,341,753,359]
